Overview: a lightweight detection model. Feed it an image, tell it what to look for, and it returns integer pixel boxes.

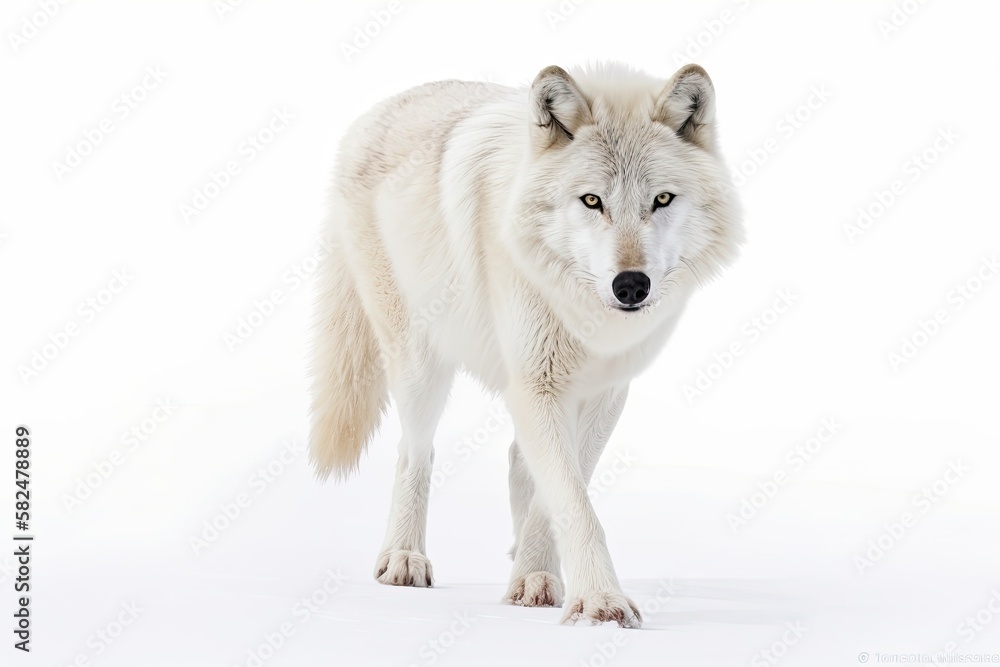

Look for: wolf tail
[309,241,389,481]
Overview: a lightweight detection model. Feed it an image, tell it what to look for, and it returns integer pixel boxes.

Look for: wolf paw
[561,591,642,628]
[504,571,564,607]
[374,550,433,587]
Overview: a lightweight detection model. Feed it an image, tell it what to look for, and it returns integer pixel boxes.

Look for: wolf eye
[652,192,675,210]
[581,194,603,211]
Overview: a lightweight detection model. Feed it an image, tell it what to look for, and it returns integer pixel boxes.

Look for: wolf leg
[505,379,640,627]
[576,386,630,486]
[374,344,453,588]
[504,385,629,607]
[504,442,564,606]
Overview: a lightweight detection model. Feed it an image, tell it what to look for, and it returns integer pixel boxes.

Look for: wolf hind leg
[374,342,453,587]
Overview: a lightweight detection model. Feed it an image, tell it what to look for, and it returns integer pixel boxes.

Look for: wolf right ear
[530,66,593,149]
[653,64,717,151]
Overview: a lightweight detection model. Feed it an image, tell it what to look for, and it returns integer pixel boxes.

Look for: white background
[2,1,999,665]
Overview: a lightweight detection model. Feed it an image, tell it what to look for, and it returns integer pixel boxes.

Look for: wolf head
[510,63,742,330]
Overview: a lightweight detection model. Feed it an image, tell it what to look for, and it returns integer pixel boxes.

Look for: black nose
[612,271,650,306]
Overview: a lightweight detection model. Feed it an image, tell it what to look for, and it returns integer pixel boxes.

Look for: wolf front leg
[504,385,630,608]
[504,381,641,628]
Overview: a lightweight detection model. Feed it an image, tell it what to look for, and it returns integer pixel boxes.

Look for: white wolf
[310,62,742,628]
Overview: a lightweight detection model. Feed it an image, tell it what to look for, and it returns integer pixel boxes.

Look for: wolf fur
[309,62,742,627]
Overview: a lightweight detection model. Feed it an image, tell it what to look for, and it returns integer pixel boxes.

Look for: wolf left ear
[653,64,717,151]
[530,66,593,149]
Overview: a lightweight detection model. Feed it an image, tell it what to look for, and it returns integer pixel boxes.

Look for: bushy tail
[309,247,388,481]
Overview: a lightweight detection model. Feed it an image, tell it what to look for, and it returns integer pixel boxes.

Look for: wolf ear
[530,66,592,148]
[653,64,716,151]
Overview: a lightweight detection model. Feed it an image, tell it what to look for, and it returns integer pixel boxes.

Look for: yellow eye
[654,192,675,210]
[581,194,603,210]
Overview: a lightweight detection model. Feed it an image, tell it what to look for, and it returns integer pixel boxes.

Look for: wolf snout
[612,271,650,306]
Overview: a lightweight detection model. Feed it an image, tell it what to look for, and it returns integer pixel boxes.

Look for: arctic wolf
[310,62,742,628]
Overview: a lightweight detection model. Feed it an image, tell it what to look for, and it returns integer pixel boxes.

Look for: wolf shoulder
[334,79,521,194]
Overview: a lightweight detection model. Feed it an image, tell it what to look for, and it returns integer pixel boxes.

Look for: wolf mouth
[613,303,648,313]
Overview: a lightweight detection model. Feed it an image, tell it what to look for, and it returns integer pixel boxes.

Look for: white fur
[309,62,742,627]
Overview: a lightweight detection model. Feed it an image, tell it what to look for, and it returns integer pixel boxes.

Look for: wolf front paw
[504,571,564,607]
[374,550,433,587]
[561,591,642,628]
